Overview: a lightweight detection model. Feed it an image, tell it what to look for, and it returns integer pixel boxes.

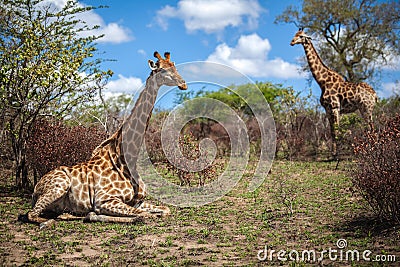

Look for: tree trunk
[10,118,30,190]
[14,145,29,190]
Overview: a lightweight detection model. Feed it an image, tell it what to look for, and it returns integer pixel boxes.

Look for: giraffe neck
[118,72,159,167]
[302,40,344,90]
[89,72,159,185]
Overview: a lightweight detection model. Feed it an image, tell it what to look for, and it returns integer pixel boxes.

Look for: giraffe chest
[94,171,137,205]
[64,169,137,214]
[64,172,96,214]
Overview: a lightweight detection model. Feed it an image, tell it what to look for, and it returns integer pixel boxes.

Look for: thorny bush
[352,114,400,224]
[26,118,106,186]
[165,132,222,186]
[145,114,224,186]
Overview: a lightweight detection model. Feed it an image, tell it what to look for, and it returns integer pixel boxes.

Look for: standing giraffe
[21,52,187,228]
[290,29,377,158]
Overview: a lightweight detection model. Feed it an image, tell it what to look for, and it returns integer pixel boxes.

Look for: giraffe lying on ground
[20,52,187,228]
[290,29,377,158]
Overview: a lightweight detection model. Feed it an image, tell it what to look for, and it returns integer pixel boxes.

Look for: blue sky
[67,0,399,107]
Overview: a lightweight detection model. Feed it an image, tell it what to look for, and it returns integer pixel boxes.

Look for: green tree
[0,0,112,189]
[275,0,400,83]
[202,82,293,116]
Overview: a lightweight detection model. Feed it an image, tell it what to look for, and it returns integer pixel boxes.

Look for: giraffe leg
[84,212,144,223]
[57,213,85,221]
[104,198,170,216]
[131,170,147,201]
[26,193,64,230]
[328,109,340,159]
[129,170,148,208]
[24,173,71,229]
[27,192,66,229]
[360,106,375,132]
[138,201,170,215]
[84,199,170,223]
[364,114,374,132]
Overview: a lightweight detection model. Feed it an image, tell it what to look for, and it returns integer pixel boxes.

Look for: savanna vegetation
[0,0,112,189]
[275,0,400,83]
[0,0,399,266]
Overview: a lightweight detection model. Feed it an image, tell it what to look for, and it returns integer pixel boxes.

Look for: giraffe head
[148,51,187,90]
[290,29,312,46]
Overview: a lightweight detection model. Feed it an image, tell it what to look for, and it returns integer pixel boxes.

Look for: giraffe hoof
[83,212,98,223]
[150,206,170,216]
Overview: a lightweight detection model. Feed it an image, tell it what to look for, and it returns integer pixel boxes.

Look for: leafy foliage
[177,82,333,159]
[0,0,112,189]
[199,82,291,116]
[352,114,400,224]
[173,83,400,161]
[276,0,400,83]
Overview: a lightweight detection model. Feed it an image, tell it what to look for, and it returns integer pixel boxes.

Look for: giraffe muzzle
[178,82,187,90]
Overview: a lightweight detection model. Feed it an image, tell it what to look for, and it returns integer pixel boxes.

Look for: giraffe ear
[148,60,158,70]
[154,51,162,60]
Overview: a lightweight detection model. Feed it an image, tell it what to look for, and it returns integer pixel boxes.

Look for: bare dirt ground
[1,161,399,266]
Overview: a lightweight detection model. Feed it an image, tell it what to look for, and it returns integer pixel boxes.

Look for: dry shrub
[352,114,400,224]
[275,111,331,160]
[145,114,224,186]
[164,132,222,186]
[26,118,106,184]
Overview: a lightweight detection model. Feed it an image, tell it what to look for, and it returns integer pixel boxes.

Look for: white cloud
[88,22,132,44]
[379,82,400,98]
[155,0,263,33]
[206,34,304,79]
[137,49,147,56]
[41,0,133,44]
[104,74,143,96]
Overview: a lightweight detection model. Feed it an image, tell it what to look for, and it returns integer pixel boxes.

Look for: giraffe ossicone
[20,51,187,228]
[290,29,377,158]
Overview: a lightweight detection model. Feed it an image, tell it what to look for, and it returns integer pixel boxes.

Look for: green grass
[0,160,399,266]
